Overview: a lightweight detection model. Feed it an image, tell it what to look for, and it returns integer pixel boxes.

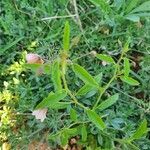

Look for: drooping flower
[26,53,44,64]
[32,108,48,122]
[26,53,44,75]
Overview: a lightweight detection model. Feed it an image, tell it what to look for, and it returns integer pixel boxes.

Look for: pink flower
[26,53,44,75]
[32,108,48,122]
[26,53,44,64]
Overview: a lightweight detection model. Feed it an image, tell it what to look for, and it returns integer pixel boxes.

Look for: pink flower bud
[26,53,44,64]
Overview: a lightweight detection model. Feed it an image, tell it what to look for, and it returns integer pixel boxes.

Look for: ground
[0,0,150,149]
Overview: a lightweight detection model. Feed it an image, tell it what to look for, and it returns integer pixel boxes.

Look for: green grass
[0,0,150,149]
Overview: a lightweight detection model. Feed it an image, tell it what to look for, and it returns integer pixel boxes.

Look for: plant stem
[93,67,117,110]
[93,50,125,110]
[61,68,87,110]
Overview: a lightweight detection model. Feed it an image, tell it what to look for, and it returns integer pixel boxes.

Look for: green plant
[25,21,148,149]
[1,0,150,149]
[88,0,150,22]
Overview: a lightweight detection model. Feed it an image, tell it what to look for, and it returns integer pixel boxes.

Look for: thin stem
[93,50,125,110]
[72,52,92,62]
[93,67,117,110]
[61,70,87,110]
[41,14,77,21]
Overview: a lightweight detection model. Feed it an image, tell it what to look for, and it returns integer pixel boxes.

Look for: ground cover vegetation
[0,0,150,149]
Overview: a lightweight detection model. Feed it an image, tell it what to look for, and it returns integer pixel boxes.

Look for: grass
[0,0,150,149]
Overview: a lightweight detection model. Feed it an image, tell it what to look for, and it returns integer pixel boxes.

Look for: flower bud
[26,53,44,64]
[90,51,97,57]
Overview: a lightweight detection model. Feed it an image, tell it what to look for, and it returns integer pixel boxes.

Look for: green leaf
[76,73,102,96]
[123,38,131,53]
[133,12,150,17]
[51,61,62,91]
[49,102,71,109]
[24,63,42,71]
[65,128,78,135]
[24,63,51,74]
[130,119,147,141]
[60,127,80,146]
[125,0,139,14]
[86,109,106,130]
[70,108,77,122]
[130,1,150,13]
[43,64,51,74]
[61,131,68,146]
[125,14,140,22]
[126,142,140,150]
[63,21,70,52]
[97,94,119,111]
[36,90,67,109]
[120,76,140,86]
[88,0,111,13]
[72,64,99,87]
[124,58,130,77]
[81,125,87,142]
[96,54,115,64]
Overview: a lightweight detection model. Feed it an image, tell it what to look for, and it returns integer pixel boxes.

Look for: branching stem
[93,50,125,110]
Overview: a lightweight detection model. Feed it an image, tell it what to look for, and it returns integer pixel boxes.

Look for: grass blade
[130,1,150,13]
[125,0,139,14]
[0,37,24,54]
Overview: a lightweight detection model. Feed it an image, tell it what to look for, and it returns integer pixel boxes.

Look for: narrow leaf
[125,0,139,14]
[97,94,119,111]
[123,39,131,52]
[120,76,140,86]
[130,119,147,141]
[124,58,130,77]
[25,64,51,74]
[125,142,140,150]
[96,54,115,64]
[0,37,24,54]
[61,131,68,146]
[81,125,87,141]
[70,108,77,122]
[72,64,99,87]
[51,61,62,91]
[49,102,71,109]
[65,128,78,135]
[36,90,67,109]
[130,1,150,13]
[24,63,42,71]
[63,21,70,52]
[125,14,140,22]
[76,73,102,96]
[86,109,106,130]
